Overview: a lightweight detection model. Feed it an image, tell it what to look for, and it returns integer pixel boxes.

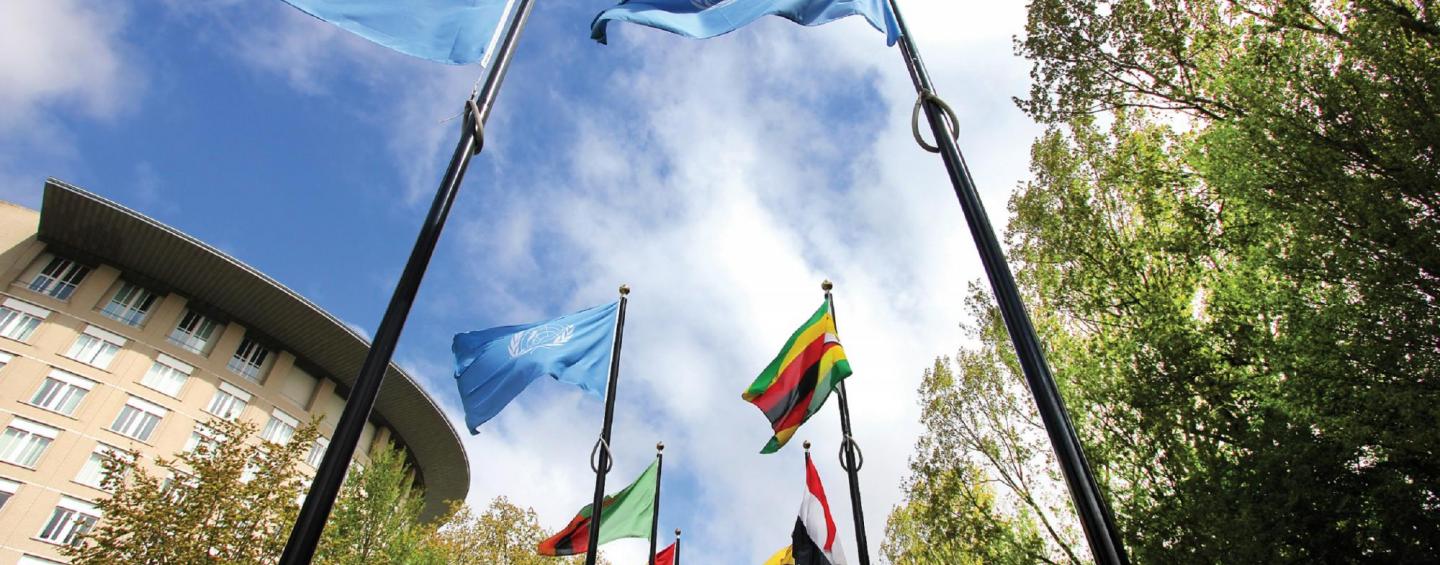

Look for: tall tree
[892,0,1439,561]
[315,440,446,564]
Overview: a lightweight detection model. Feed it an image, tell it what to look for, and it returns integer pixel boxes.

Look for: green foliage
[891,0,1439,562]
[65,418,318,564]
[315,441,447,565]
[883,356,1054,565]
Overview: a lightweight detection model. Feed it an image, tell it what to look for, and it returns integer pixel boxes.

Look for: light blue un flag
[452,302,618,434]
[591,0,900,46]
[279,0,517,65]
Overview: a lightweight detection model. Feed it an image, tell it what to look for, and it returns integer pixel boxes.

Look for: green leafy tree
[430,497,605,565]
[65,418,318,564]
[892,0,1439,561]
[883,354,1054,565]
[315,440,447,565]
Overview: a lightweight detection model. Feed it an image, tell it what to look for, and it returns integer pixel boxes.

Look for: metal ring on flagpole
[464,99,486,154]
[839,434,865,472]
[911,90,959,154]
[590,436,614,474]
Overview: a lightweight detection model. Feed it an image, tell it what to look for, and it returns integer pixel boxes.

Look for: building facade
[0,179,468,563]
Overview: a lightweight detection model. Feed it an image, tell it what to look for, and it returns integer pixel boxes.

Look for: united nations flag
[452,302,619,434]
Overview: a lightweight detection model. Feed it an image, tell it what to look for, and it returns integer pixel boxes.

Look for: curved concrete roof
[37,178,468,519]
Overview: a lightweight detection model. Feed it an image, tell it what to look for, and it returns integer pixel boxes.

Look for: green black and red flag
[537,460,658,556]
[742,300,853,453]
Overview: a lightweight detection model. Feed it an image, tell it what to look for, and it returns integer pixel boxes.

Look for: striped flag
[792,455,847,565]
[743,300,853,453]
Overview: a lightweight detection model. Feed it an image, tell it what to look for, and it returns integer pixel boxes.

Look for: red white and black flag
[791,454,848,565]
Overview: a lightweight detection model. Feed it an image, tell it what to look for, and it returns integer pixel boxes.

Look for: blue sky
[1,1,1047,562]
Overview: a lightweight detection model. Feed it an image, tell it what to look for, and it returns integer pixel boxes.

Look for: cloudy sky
[0,0,1044,562]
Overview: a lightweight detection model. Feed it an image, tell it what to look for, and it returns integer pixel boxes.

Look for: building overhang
[37,178,468,520]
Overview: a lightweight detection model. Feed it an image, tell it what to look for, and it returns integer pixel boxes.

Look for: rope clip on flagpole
[590,436,614,473]
[464,99,485,154]
[910,90,959,153]
[837,433,864,472]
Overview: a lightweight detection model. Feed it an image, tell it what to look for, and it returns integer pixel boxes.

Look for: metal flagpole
[649,442,665,565]
[674,528,682,565]
[821,280,870,565]
[278,1,537,562]
[882,1,1128,563]
[586,285,631,565]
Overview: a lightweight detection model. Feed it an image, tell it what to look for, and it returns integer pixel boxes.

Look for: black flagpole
[279,1,537,562]
[586,285,631,565]
[883,1,1128,563]
[822,280,870,565]
[648,442,664,565]
[674,528,681,565]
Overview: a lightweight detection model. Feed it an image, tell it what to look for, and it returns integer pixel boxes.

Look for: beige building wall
[0,203,406,564]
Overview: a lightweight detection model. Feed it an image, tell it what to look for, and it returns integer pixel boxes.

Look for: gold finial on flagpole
[656,441,665,452]
[803,440,812,452]
[675,528,682,538]
[821,280,833,293]
[619,284,630,296]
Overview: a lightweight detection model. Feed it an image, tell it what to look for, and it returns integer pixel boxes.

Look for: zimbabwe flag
[743,300,853,453]
[537,460,658,556]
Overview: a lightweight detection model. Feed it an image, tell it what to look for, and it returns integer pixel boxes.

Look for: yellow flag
[763,546,795,565]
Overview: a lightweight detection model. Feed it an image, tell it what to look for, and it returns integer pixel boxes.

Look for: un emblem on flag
[508,324,576,358]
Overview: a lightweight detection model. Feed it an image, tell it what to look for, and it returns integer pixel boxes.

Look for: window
[19,555,66,565]
[261,410,299,445]
[169,309,222,354]
[30,369,95,416]
[184,424,224,456]
[140,354,192,398]
[0,418,59,467]
[37,496,100,546]
[100,281,159,326]
[0,350,12,371]
[0,298,49,342]
[65,325,126,370]
[0,477,17,510]
[27,256,90,300]
[205,382,251,421]
[227,336,271,380]
[306,437,329,468]
[75,443,130,489]
[110,397,166,442]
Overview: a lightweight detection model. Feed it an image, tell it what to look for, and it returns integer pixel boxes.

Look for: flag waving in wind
[743,300,853,453]
[452,302,618,433]
[538,459,659,556]
[591,0,900,46]
[278,0,517,65]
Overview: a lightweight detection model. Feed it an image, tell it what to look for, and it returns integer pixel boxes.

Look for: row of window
[2,295,274,385]
[1,383,307,466]
[11,252,274,374]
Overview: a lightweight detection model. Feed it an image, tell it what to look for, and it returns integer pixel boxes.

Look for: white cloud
[162,0,1047,561]
[0,0,140,204]
[405,2,1047,562]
